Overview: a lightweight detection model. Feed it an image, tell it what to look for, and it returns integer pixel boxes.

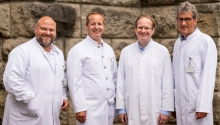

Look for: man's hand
[195,112,207,120]
[171,111,176,119]
[76,111,86,123]
[61,99,68,111]
[158,113,169,125]
[119,113,128,124]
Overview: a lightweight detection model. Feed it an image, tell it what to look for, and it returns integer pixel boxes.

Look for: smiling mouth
[181,26,188,29]
[93,30,100,33]
[42,37,52,41]
[139,33,147,36]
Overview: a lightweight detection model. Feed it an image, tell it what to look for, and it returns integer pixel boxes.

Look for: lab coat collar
[137,39,153,52]
[137,38,153,50]
[180,28,200,41]
[86,35,104,46]
[33,37,59,54]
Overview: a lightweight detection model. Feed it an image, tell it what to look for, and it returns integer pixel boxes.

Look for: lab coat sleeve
[116,50,125,109]
[3,47,35,103]
[67,48,86,113]
[196,38,217,113]
[161,49,174,111]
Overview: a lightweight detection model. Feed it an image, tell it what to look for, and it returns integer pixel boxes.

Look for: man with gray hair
[172,2,217,125]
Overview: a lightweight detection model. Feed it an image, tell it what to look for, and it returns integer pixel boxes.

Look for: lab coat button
[104,66,106,69]
[106,77,108,80]
[107,88,109,90]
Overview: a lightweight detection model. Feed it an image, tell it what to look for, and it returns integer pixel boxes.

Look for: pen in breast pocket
[109,57,112,63]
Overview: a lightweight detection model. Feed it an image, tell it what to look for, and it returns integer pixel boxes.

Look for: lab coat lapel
[54,49,60,77]
[140,39,154,60]
[34,39,54,74]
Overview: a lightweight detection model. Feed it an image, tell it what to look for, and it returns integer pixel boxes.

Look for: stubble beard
[37,37,54,47]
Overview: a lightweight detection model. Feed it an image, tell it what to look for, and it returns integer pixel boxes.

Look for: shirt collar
[180,28,198,41]
[138,42,145,51]
[137,39,153,52]
[180,34,186,41]
[48,44,58,54]
[34,37,59,54]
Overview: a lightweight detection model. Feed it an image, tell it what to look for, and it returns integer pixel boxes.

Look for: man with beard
[172,2,217,125]
[2,16,68,125]
[67,12,117,125]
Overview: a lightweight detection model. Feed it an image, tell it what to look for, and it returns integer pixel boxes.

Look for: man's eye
[41,28,47,31]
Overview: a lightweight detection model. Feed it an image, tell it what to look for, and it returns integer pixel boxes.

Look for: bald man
[2,16,68,125]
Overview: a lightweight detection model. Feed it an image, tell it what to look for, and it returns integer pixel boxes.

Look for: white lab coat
[116,40,174,125]
[67,35,117,125]
[2,37,67,125]
[172,28,217,125]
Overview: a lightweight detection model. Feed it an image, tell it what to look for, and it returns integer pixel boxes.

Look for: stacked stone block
[0,0,220,124]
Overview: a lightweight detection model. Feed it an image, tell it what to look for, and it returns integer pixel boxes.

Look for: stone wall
[0,0,220,125]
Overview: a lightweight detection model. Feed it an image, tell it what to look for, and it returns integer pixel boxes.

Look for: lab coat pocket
[85,90,99,110]
[105,56,114,72]
[124,93,130,112]
[184,55,201,77]
[108,96,115,105]
[56,96,63,115]
[60,96,63,107]
[83,59,99,75]
[155,112,160,123]
[21,97,40,117]
[190,89,198,111]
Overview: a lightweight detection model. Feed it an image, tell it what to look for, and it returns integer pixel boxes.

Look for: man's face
[135,17,155,43]
[86,14,105,42]
[35,18,56,47]
[177,12,197,38]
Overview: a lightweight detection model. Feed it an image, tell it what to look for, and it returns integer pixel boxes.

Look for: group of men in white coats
[1,1,217,125]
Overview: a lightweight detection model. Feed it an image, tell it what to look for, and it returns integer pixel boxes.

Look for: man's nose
[45,30,50,34]
[141,28,146,31]
[94,24,99,28]
[181,20,187,25]
[140,28,147,32]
